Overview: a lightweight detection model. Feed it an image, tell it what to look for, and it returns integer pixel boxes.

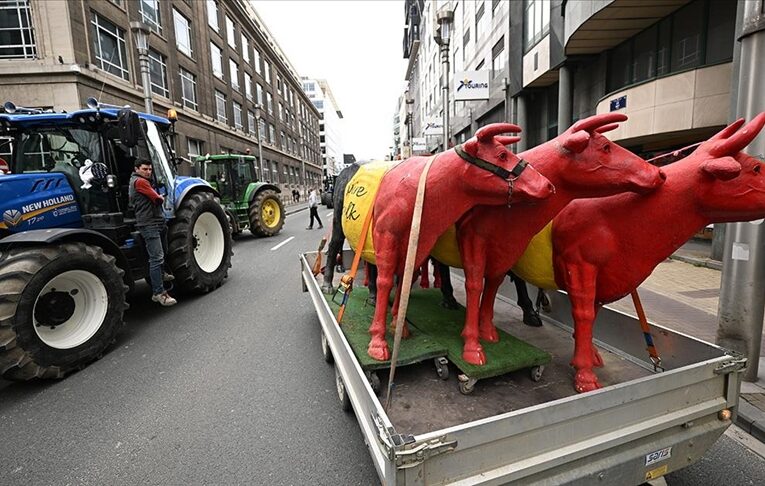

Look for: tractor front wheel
[249,190,285,237]
[0,243,127,381]
[167,191,233,293]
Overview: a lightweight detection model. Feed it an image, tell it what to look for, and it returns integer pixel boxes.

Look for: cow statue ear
[562,130,590,154]
[462,137,478,156]
[700,156,741,181]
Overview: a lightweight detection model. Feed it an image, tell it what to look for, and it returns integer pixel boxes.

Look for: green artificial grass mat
[325,286,447,370]
[325,287,551,379]
[404,289,551,380]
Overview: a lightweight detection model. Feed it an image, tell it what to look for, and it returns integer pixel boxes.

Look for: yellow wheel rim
[262,199,281,228]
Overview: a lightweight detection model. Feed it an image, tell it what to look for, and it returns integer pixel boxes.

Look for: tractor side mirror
[106,174,117,189]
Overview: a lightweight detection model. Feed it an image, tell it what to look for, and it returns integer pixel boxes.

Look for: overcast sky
[250,0,407,161]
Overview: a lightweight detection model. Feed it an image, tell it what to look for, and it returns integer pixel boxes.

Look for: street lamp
[434,5,454,151]
[130,21,153,114]
[253,103,266,182]
[405,96,414,157]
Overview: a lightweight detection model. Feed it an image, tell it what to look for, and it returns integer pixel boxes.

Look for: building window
[670,0,703,71]
[269,124,275,143]
[523,0,550,52]
[229,58,239,89]
[233,101,243,130]
[475,2,487,40]
[264,60,271,84]
[215,90,227,123]
[244,72,253,100]
[173,9,193,58]
[207,0,218,32]
[266,92,273,115]
[256,83,263,105]
[91,13,129,81]
[148,49,169,97]
[259,119,266,140]
[210,42,223,78]
[253,47,261,73]
[272,161,279,183]
[180,68,197,110]
[248,110,255,133]
[139,0,161,34]
[187,138,203,158]
[225,15,236,49]
[491,37,505,77]
[242,35,250,63]
[0,0,36,59]
[278,102,283,121]
[277,74,282,95]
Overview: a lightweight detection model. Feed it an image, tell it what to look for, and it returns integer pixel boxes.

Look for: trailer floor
[323,274,655,436]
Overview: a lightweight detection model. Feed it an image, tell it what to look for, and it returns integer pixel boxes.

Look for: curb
[669,254,723,271]
[286,205,309,216]
[735,399,765,443]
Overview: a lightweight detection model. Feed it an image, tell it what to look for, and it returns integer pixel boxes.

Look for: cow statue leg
[321,222,346,294]
[432,258,442,288]
[559,261,602,392]
[477,274,504,343]
[509,272,543,327]
[435,260,460,309]
[368,236,397,361]
[460,238,488,365]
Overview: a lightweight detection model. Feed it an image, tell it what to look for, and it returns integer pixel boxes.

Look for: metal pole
[557,64,572,135]
[255,114,265,182]
[516,94,528,151]
[137,50,153,115]
[441,42,450,151]
[717,0,765,382]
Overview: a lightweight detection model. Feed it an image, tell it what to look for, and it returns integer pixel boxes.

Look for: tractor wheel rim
[262,199,281,228]
[33,270,108,349]
[193,212,226,273]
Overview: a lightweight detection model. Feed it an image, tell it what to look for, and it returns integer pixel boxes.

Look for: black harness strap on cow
[454,144,528,180]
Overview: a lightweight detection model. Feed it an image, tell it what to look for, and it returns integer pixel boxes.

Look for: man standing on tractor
[130,159,177,306]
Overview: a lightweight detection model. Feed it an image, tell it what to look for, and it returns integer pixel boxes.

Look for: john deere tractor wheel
[0,243,127,381]
[167,191,233,293]
[249,190,285,237]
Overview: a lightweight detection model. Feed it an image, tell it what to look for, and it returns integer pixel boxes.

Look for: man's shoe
[306,227,313,230]
[163,272,175,282]
[152,292,177,306]
[318,225,324,229]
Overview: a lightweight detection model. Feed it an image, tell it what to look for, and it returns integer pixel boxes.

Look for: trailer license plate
[645,446,672,466]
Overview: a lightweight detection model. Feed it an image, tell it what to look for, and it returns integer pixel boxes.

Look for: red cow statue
[547,113,765,392]
[440,113,667,365]
[368,123,556,361]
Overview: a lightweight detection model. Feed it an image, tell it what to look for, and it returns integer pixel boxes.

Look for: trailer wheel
[365,370,380,393]
[321,330,333,364]
[530,365,545,382]
[335,367,351,412]
[167,191,232,294]
[249,190,285,237]
[435,357,449,380]
[0,243,127,381]
[458,374,477,395]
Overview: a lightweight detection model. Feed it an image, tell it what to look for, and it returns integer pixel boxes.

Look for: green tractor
[195,154,285,237]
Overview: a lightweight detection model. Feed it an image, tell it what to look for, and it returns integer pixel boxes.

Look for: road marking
[326,212,332,218]
[270,236,294,251]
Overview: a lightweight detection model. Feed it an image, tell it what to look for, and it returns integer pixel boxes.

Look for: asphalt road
[1,207,765,485]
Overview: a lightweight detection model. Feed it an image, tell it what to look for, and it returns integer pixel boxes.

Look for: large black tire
[0,243,127,381]
[248,189,285,237]
[167,191,233,294]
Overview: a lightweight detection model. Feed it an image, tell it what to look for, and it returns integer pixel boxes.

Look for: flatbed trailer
[301,248,745,485]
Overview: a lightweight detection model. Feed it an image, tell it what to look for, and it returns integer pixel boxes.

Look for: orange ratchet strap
[631,290,664,372]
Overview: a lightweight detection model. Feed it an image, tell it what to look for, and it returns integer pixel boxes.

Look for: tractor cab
[197,154,258,205]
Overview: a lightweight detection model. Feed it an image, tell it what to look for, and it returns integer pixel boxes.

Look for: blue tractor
[0,100,233,380]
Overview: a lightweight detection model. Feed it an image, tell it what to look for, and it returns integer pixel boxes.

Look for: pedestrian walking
[129,159,177,306]
[307,187,323,230]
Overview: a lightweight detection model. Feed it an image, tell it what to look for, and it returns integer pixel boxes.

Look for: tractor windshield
[14,128,102,174]
[205,160,234,200]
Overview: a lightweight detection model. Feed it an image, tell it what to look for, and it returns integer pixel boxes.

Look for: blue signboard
[610,96,627,111]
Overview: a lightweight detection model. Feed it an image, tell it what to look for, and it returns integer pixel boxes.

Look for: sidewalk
[608,237,765,442]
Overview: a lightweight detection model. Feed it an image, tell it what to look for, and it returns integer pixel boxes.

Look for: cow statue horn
[570,113,628,134]
[495,135,521,146]
[711,112,765,157]
[476,123,522,143]
[707,118,745,142]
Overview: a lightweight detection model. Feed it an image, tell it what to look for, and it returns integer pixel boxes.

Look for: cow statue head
[535,113,667,196]
[460,123,555,205]
[685,113,765,221]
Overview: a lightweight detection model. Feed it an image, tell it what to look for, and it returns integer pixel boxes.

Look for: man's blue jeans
[139,225,168,295]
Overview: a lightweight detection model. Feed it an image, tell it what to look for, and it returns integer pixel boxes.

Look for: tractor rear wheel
[167,191,232,293]
[249,190,285,237]
[0,243,127,381]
